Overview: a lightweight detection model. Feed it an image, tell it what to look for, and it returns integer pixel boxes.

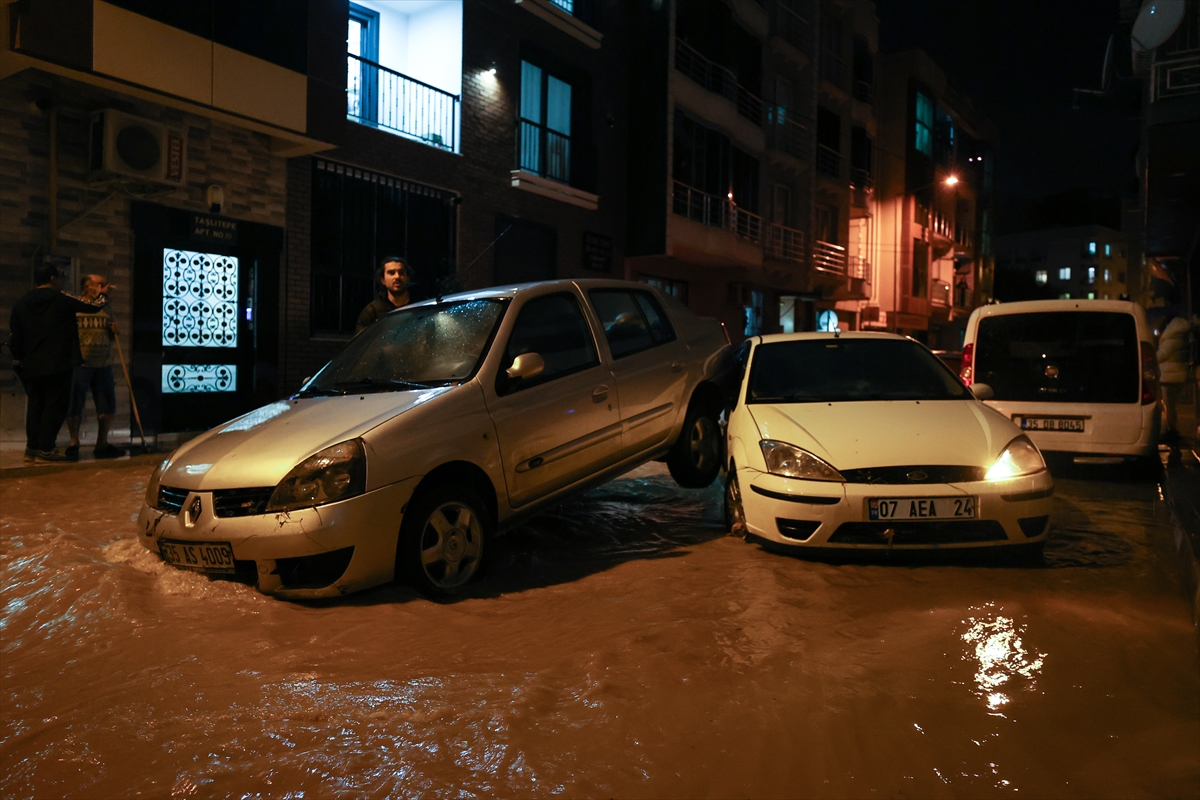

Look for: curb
[1159,441,1200,647]
[0,450,165,480]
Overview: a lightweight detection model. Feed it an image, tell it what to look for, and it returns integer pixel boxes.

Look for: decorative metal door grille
[162,249,239,347]
[162,364,237,393]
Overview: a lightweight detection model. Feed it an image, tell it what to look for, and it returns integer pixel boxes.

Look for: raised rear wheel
[667,399,722,488]
[399,485,489,596]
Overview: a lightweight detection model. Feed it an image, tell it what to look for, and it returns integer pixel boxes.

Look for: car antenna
[834,329,841,339]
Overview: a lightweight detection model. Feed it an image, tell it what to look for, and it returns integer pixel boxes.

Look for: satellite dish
[1131,0,1186,52]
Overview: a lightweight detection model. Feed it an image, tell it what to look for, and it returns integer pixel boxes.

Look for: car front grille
[212,488,276,518]
[839,465,986,484]
[157,486,188,514]
[829,520,1008,545]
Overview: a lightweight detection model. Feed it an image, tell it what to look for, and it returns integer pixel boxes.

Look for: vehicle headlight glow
[985,437,1046,481]
[267,439,367,512]
[760,440,845,481]
[144,458,170,506]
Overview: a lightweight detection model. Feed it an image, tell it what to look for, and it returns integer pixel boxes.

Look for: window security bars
[162,249,238,348]
[767,224,806,263]
[674,40,763,126]
[672,181,763,243]
[816,144,843,178]
[519,118,571,183]
[812,240,848,274]
[162,364,237,394]
[348,54,460,152]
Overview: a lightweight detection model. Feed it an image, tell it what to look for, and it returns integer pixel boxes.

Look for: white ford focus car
[137,280,732,598]
[725,332,1054,555]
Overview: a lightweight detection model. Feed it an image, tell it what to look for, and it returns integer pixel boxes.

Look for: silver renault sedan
[138,280,732,598]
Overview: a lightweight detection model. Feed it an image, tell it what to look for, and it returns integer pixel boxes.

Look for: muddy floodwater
[2,461,1198,798]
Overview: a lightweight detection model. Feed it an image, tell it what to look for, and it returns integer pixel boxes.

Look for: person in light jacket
[1157,314,1193,442]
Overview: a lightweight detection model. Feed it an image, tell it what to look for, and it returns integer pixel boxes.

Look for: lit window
[1104,269,1110,282]
[1087,241,1096,255]
[520,60,574,184]
[1088,267,1095,283]
[1035,270,1048,285]
[914,92,933,156]
[1058,267,1071,280]
[1059,293,1071,300]
[1104,243,1111,257]
[1087,292,1095,299]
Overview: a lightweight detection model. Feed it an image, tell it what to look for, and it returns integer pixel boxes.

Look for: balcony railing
[1151,51,1200,101]
[766,107,811,160]
[850,166,873,190]
[518,119,571,183]
[931,279,952,307]
[820,50,846,87]
[812,240,847,274]
[672,181,763,243]
[853,79,874,103]
[930,210,954,240]
[773,4,813,53]
[675,39,763,126]
[847,254,869,281]
[816,144,843,178]
[766,223,806,263]
[348,54,460,152]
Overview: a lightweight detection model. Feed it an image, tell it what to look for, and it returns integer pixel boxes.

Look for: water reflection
[960,603,1045,712]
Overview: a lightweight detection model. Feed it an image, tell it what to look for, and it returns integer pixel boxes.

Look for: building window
[1087,292,1096,299]
[310,159,458,337]
[1104,243,1112,258]
[914,91,933,156]
[1104,269,1111,281]
[744,289,764,336]
[1087,241,1097,255]
[520,60,574,184]
[673,111,760,215]
[641,275,688,304]
[1088,267,1096,283]
[1059,293,1071,300]
[1035,270,1048,284]
[1058,267,1071,280]
[850,125,872,188]
[911,239,928,297]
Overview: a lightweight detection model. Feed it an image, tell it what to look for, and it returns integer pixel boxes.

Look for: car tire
[667,397,723,488]
[398,485,489,596]
[724,465,747,538]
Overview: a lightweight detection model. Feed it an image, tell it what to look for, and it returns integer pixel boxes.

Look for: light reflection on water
[960,603,1045,712]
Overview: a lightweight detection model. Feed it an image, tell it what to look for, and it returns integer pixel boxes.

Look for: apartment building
[624,0,878,340]
[995,225,1129,302]
[1,0,630,437]
[862,48,996,349]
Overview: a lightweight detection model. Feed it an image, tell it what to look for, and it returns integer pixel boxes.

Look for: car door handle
[592,385,609,401]
[671,360,685,373]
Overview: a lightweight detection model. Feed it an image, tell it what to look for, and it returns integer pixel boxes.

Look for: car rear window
[975,311,1139,403]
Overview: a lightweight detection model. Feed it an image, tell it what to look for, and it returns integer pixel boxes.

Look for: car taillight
[1141,340,1159,405]
[959,342,974,385]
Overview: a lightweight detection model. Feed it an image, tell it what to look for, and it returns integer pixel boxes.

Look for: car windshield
[301,300,506,394]
[747,338,970,403]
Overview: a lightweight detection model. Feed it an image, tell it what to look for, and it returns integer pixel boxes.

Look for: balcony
[773,4,813,54]
[766,223,807,263]
[1151,51,1200,102]
[672,181,763,243]
[812,240,847,274]
[931,279,952,307]
[853,79,874,104]
[675,40,763,126]
[816,144,843,178]
[519,118,571,184]
[847,254,868,281]
[348,54,460,152]
[766,107,812,162]
[820,50,846,88]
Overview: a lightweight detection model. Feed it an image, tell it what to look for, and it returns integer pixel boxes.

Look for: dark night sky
[874,0,1142,233]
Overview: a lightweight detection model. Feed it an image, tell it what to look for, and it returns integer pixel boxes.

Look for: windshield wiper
[294,387,346,397]
[332,377,430,392]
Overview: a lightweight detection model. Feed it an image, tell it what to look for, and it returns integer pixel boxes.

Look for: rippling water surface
[2,462,1197,798]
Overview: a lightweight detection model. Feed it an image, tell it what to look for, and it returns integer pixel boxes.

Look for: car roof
[402,278,667,307]
[971,298,1143,317]
[754,331,910,344]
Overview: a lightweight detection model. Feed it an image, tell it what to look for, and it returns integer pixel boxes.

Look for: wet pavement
[2,461,1198,798]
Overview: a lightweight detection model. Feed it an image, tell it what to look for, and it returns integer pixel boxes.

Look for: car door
[587,288,691,458]
[485,292,621,508]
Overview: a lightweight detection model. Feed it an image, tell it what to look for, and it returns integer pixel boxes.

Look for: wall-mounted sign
[190,213,238,245]
[583,232,612,272]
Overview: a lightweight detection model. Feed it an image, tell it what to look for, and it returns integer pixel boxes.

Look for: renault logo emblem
[906,470,928,482]
[185,496,202,527]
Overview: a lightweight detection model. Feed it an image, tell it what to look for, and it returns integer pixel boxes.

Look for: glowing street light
[944,175,960,187]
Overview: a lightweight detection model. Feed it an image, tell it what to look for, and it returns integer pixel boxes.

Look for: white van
[960,299,1160,467]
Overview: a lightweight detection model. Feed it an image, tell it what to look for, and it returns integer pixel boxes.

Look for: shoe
[94,444,127,459]
[34,449,72,463]
[23,447,37,464]
[64,444,80,461]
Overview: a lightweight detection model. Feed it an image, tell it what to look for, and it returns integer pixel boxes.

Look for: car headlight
[760,440,845,481]
[985,437,1046,481]
[144,458,170,506]
[266,440,366,512]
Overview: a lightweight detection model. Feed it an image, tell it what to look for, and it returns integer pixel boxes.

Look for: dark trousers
[18,368,73,451]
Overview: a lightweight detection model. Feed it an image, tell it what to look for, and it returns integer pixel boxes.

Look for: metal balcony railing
[773,4,813,53]
[675,39,764,126]
[847,254,869,281]
[348,54,460,152]
[816,144,843,178]
[853,79,874,103]
[850,166,873,190]
[766,107,812,160]
[930,210,955,240]
[672,181,763,243]
[932,279,952,307]
[1151,51,1200,101]
[766,223,806,263]
[812,240,847,274]
[518,119,571,183]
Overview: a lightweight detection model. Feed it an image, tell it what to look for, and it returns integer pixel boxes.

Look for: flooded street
[2,461,1198,799]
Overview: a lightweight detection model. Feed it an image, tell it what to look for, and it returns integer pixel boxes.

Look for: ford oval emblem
[1044,364,1060,378]
[907,470,928,482]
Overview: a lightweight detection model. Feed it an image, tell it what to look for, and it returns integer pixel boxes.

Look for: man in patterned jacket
[65,273,125,460]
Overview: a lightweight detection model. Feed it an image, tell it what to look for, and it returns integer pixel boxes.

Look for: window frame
[495,292,600,395]
[587,288,677,361]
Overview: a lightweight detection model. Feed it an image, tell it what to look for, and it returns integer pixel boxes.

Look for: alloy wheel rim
[689,416,718,472]
[726,472,746,536]
[419,501,483,589]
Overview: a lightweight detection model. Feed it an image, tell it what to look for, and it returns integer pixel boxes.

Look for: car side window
[497,293,599,394]
[589,290,675,358]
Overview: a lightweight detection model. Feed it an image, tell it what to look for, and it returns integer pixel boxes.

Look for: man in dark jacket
[355,256,413,334]
[9,261,107,463]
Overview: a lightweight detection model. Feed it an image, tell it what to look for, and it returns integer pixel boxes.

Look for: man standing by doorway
[355,256,413,334]
[65,273,125,460]
[8,261,108,463]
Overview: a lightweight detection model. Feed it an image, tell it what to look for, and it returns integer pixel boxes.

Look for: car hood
[747,400,1016,471]
[161,387,453,490]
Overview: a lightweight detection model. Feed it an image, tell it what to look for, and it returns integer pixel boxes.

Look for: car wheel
[667,398,722,488]
[724,466,747,538]
[399,485,489,596]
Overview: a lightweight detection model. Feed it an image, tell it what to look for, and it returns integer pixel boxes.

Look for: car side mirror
[970,382,994,400]
[506,352,545,382]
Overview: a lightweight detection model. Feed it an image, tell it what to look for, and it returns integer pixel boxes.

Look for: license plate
[1018,416,1085,432]
[158,539,237,574]
[869,497,977,521]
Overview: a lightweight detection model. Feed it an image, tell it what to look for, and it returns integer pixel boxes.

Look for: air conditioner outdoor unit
[89,110,186,186]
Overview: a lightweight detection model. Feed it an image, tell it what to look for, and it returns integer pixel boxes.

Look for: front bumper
[136,477,419,599]
[739,468,1054,550]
